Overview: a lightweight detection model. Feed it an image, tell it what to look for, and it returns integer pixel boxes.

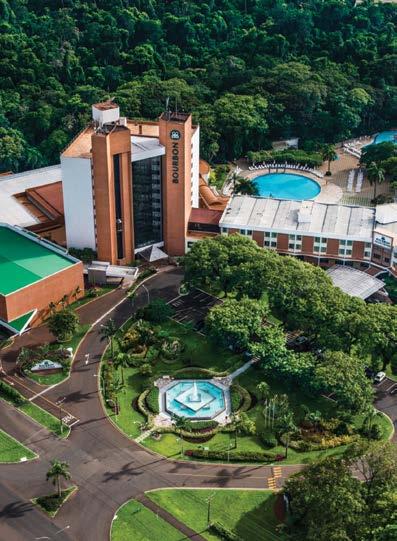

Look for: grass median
[0,428,36,462]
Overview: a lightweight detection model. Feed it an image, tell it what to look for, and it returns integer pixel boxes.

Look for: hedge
[209,522,242,541]
[0,380,27,406]
[145,387,160,414]
[136,389,154,422]
[174,367,228,379]
[230,384,252,412]
[184,419,218,431]
[184,449,279,462]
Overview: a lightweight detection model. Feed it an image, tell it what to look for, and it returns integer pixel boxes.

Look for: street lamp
[56,397,66,435]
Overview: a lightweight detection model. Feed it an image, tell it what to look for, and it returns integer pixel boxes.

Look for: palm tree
[111,377,124,416]
[321,144,337,176]
[46,460,71,498]
[276,412,297,458]
[172,414,187,457]
[256,381,270,403]
[367,161,385,200]
[100,319,118,357]
[113,352,129,385]
[233,176,259,196]
[59,294,69,309]
[48,301,57,314]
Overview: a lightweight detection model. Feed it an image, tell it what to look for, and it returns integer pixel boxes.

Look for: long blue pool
[373,130,397,145]
[254,173,321,200]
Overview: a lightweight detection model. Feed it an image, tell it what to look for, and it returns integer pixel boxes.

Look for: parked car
[389,385,397,395]
[374,371,386,384]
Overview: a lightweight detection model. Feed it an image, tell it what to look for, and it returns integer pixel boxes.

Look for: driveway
[0,268,300,541]
[374,376,397,442]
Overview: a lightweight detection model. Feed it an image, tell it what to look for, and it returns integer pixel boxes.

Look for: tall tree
[46,460,71,498]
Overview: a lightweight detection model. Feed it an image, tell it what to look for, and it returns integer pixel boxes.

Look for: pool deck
[237,139,393,207]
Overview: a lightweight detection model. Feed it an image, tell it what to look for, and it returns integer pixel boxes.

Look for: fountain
[189,381,201,403]
[163,380,228,419]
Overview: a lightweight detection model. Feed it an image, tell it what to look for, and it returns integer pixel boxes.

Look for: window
[288,234,302,252]
[221,227,228,234]
[313,236,327,254]
[364,242,372,260]
[264,231,277,248]
[240,229,252,237]
[187,241,194,249]
[339,239,353,258]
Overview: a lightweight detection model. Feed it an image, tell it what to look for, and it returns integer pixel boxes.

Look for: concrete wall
[191,126,200,208]
[61,156,96,250]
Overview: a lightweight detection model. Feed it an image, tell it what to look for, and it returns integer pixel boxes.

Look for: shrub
[362,423,383,440]
[68,247,97,263]
[209,522,242,541]
[184,449,277,462]
[141,299,173,323]
[260,433,277,449]
[234,384,252,412]
[175,367,228,379]
[285,434,357,452]
[145,387,160,414]
[36,494,64,513]
[146,346,160,363]
[139,363,153,376]
[0,380,27,405]
[230,386,242,412]
[136,389,153,421]
[119,328,141,352]
[48,309,79,342]
[184,419,218,431]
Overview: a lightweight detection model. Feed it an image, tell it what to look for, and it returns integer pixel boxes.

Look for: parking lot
[168,289,222,331]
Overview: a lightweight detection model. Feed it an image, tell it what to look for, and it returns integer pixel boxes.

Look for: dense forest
[0,0,396,172]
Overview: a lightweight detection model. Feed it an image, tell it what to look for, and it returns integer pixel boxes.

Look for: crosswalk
[267,465,283,490]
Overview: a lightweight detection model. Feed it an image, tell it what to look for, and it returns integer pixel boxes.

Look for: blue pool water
[254,173,321,200]
[165,380,226,419]
[373,130,397,145]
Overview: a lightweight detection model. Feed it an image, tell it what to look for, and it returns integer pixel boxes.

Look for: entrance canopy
[326,265,385,299]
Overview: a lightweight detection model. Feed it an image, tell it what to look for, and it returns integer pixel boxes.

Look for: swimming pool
[254,173,321,200]
[373,130,397,145]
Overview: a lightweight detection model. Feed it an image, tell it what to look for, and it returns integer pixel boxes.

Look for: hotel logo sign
[170,130,181,183]
[170,130,181,140]
[373,232,392,249]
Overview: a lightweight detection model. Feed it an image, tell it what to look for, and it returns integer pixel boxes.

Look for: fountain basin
[164,380,227,419]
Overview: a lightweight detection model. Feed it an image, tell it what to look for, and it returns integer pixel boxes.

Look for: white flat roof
[131,136,165,162]
[0,165,61,227]
[326,265,385,299]
[220,196,375,241]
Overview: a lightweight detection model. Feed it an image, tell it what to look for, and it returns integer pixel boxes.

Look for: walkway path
[0,268,303,541]
[228,357,259,381]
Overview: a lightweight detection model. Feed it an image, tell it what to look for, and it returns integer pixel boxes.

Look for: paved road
[0,269,302,541]
[374,377,397,442]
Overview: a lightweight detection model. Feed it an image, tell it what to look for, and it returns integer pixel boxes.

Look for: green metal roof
[8,310,36,333]
[0,226,75,296]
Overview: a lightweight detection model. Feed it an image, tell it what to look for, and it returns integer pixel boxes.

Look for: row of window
[221,229,372,259]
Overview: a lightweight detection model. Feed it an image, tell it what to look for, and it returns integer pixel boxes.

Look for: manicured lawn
[19,402,70,438]
[0,428,36,462]
[147,489,281,541]
[70,285,115,310]
[28,323,90,386]
[111,500,183,541]
[105,319,391,465]
[105,319,244,440]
